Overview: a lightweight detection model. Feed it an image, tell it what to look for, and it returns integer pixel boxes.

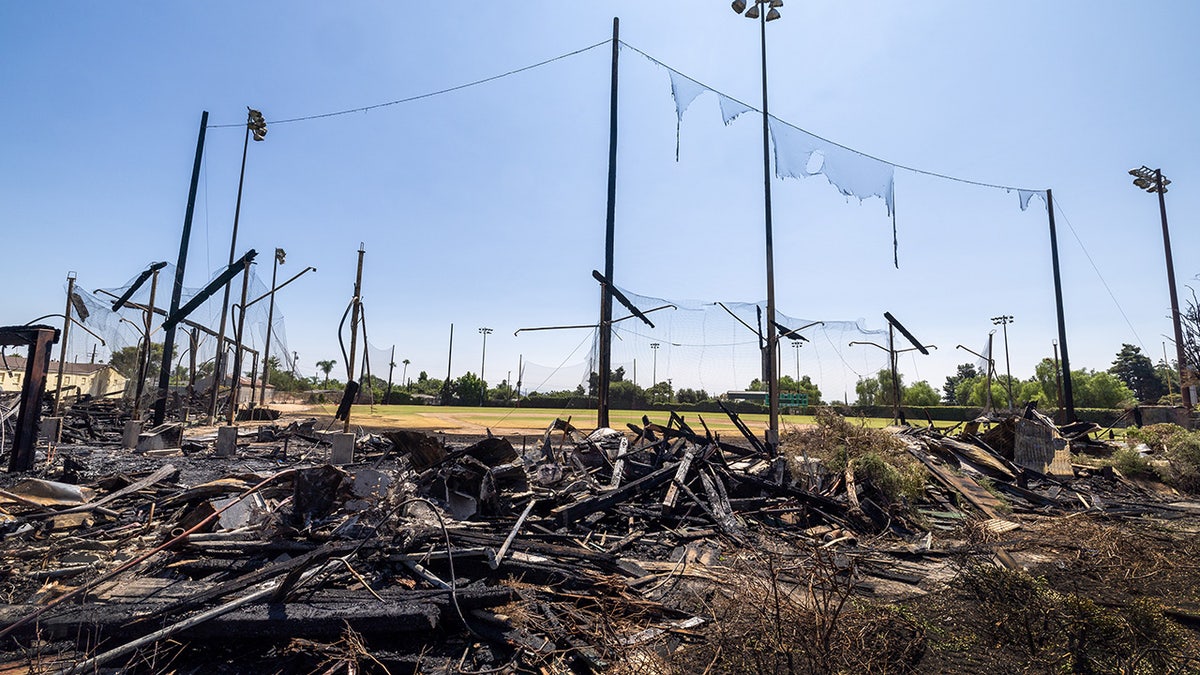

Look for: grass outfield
[296,403,897,435]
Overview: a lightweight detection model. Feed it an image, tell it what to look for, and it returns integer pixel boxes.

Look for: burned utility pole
[152,110,208,427]
[597,16,620,429]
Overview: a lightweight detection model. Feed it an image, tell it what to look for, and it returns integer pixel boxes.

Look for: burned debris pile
[1,407,1198,673]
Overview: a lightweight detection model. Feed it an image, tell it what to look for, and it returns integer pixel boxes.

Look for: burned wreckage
[2,386,1199,673]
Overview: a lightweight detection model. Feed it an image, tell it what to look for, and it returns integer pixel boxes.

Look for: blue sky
[2,2,1197,401]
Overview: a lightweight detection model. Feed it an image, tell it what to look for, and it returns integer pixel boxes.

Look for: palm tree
[315,359,336,388]
[402,359,411,390]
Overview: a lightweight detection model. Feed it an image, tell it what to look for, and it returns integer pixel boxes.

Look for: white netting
[68,263,291,387]
[580,286,893,404]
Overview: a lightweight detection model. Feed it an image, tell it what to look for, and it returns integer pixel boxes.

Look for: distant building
[0,356,127,398]
[725,390,767,404]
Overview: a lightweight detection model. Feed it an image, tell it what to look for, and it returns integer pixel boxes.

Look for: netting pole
[597,17,619,429]
[343,244,365,433]
[757,7,780,454]
[152,111,207,427]
[131,268,159,419]
[52,272,76,416]
[1046,189,1075,420]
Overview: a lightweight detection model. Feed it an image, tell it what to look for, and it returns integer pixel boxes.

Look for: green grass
[296,403,898,435]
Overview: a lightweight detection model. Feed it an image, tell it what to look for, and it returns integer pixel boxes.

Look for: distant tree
[855,375,881,406]
[451,372,486,405]
[943,363,978,404]
[747,378,765,392]
[315,359,337,388]
[608,380,646,408]
[489,379,515,403]
[779,374,822,405]
[645,381,673,403]
[1073,370,1136,408]
[1018,379,1050,406]
[857,369,906,407]
[109,343,162,380]
[588,366,630,395]
[1109,344,1167,403]
[905,380,940,406]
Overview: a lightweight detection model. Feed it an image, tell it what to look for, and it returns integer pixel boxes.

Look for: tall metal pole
[1154,169,1190,409]
[132,268,159,418]
[478,327,492,406]
[385,346,395,404]
[794,342,800,387]
[210,120,253,424]
[650,343,659,389]
[258,249,283,407]
[757,6,780,452]
[443,324,454,405]
[992,315,1015,410]
[595,17,620,428]
[1164,341,1180,401]
[888,324,899,423]
[985,332,994,413]
[52,273,76,416]
[343,245,365,433]
[152,111,208,426]
[1045,189,1075,420]
[226,259,252,425]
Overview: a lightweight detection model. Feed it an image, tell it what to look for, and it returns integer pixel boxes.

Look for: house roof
[0,355,118,376]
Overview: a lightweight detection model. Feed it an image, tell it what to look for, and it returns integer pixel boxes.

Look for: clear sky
[2,2,1198,402]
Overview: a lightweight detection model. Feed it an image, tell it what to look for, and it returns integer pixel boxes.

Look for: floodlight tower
[479,327,492,406]
[1129,166,1189,408]
[991,315,1014,410]
[650,342,660,398]
[210,107,267,423]
[727,0,784,453]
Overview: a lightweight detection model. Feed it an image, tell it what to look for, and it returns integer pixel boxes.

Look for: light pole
[210,107,267,424]
[478,327,492,406]
[791,339,801,401]
[958,337,996,414]
[650,342,660,391]
[257,247,286,408]
[991,315,1014,410]
[728,0,784,453]
[1130,166,1189,408]
[850,339,937,423]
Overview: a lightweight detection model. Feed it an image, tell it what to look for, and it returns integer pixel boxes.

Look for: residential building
[0,356,128,398]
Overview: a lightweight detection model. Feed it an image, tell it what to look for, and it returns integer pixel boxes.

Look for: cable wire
[207,40,612,128]
[1052,196,1146,352]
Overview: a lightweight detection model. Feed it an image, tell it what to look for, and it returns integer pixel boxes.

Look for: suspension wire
[1052,196,1146,353]
[207,40,612,128]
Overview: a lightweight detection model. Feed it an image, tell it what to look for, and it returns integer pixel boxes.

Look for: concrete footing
[137,423,183,453]
[216,426,239,458]
[122,420,142,450]
[330,433,355,465]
